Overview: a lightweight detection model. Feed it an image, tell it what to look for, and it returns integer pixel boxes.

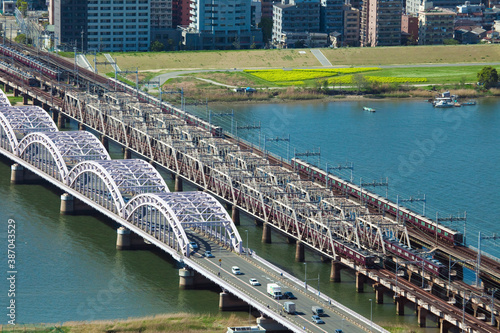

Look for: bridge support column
[101,135,109,151]
[51,109,58,123]
[219,291,248,311]
[14,89,19,97]
[3,83,9,92]
[231,205,240,226]
[254,218,263,226]
[356,272,366,293]
[439,318,452,333]
[174,174,183,192]
[22,94,29,105]
[10,164,24,184]
[261,222,271,243]
[179,268,194,289]
[330,260,342,282]
[395,296,407,315]
[60,193,74,215]
[116,227,131,250]
[417,306,427,327]
[286,236,296,244]
[374,283,385,304]
[123,147,131,159]
[295,241,305,262]
[57,114,66,128]
[78,122,85,131]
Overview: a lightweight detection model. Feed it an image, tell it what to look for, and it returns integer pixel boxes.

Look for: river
[1,97,498,332]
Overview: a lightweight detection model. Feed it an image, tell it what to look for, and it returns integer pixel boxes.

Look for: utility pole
[476,232,499,287]
[436,212,467,247]
[294,148,321,169]
[361,178,389,198]
[326,161,354,185]
[264,134,290,161]
[235,122,261,147]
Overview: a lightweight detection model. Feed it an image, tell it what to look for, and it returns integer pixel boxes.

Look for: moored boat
[363,106,376,112]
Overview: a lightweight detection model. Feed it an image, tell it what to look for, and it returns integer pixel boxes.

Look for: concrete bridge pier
[123,147,131,159]
[374,283,385,304]
[174,174,183,191]
[60,193,74,215]
[78,122,85,131]
[439,318,453,333]
[330,260,342,282]
[101,135,109,151]
[10,164,24,184]
[231,205,240,226]
[14,89,19,97]
[219,290,248,311]
[417,306,428,327]
[261,222,271,243]
[51,109,59,123]
[57,113,66,128]
[22,94,29,105]
[356,272,366,293]
[295,241,304,262]
[116,227,131,250]
[395,296,407,315]
[3,83,9,92]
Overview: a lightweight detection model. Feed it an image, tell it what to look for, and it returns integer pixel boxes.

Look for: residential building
[172,0,191,27]
[2,1,15,15]
[261,0,274,18]
[343,4,360,46]
[418,3,456,44]
[151,0,180,50]
[401,14,418,43]
[407,0,481,15]
[360,0,402,47]
[320,0,344,35]
[182,0,263,49]
[272,0,320,47]
[52,0,150,52]
[251,0,262,27]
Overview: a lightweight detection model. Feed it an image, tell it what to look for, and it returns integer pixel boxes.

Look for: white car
[249,278,260,286]
[189,241,198,250]
[231,266,241,275]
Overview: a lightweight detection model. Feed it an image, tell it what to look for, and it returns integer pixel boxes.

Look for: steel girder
[18,131,110,181]
[0,105,57,154]
[67,159,169,214]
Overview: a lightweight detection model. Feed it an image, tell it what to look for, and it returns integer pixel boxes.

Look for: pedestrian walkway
[310,49,332,67]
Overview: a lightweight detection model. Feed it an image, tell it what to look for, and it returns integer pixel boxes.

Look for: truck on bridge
[267,283,282,299]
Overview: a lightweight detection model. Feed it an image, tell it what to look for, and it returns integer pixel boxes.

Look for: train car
[0,61,40,87]
[0,44,61,80]
[291,158,463,245]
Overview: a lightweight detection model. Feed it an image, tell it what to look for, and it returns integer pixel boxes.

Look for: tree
[150,40,164,52]
[258,17,273,44]
[352,74,368,94]
[16,0,28,15]
[477,66,499,89]
[15,34,27,44]
[443,38,459,45]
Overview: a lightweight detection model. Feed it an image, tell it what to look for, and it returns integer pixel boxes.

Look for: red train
[0,61,40,87]
[291,158,463,245]
[0,44,61,80]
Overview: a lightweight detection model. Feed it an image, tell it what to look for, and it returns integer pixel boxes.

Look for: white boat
[363,106,376,112]
[433,99,455,108]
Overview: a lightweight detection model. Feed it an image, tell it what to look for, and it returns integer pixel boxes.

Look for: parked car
[189,241,198,250]
[283,291,296,299]
[311,315,325,324]
[204,250,214,258]
[249,278,260,286]
[231,266,241,275]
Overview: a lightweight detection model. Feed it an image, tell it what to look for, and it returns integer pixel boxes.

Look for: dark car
[283,291,296,299]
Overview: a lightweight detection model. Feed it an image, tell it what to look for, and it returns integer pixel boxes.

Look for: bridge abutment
[219,291,248,311]
[261,222,271,243]
[175,174,183,192]
[330,260,342,282]
[295,241,304,262]
[231,205,240,226]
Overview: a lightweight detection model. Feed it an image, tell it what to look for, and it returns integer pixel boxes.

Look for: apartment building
[52,0,150,52]
[320,0,344,34]
[272,0,320,47]
[418,4,456,44]
[360,0,402,47]
[182,0,262,49]
[343,4,360,46]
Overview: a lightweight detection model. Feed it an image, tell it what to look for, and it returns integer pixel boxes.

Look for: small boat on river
[363,106,376,112]
[462,100,477,106]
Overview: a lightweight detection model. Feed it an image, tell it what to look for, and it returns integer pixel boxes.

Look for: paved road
[186,231,381,333]
[310,49,333,67]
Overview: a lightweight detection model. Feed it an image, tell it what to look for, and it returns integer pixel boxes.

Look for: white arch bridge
[0,99,243,258]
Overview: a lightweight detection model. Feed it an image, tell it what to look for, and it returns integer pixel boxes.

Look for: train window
[421,221,426,226]
[444,232,448,236]
[437,228,441,233]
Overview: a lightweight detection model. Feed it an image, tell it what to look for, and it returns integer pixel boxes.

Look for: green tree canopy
[150,40,164,52]
[477,66,499,89]
[14,34,27,44]
[16,0,28,15]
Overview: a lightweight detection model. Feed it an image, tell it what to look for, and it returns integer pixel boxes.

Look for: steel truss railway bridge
[0,45,498,332]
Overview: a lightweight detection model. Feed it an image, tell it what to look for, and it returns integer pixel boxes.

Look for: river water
[1,97,498,331]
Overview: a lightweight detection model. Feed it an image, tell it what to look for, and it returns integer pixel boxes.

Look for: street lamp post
[369,298,373,333]
[304,262,307,290]
[245,230,248,257]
